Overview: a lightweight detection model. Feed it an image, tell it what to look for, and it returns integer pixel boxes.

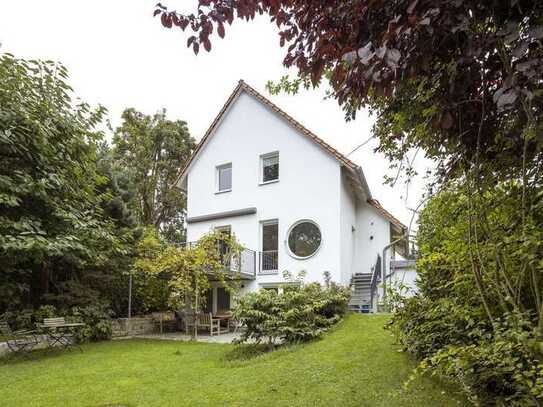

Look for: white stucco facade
[180,81,408,301]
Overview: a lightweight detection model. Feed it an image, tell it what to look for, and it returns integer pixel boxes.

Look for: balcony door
[261,220,278,273]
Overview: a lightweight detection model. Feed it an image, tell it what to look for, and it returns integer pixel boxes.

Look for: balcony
[176,242,257,280]
[259,250,278,274]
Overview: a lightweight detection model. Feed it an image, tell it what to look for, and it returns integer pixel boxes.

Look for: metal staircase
[348,272,373,313]
[349,255,381,313]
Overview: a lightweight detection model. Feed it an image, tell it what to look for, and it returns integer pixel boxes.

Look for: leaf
[386,49,401,68]
[512,41,529,59]
[529,26,543,40]
[419,17,430,26]
[153,9,162,17]
[161,13,172,29]
[407,0,418,14]
[497,89,518,111]
[218,23,225,39]
[203,39,212,52]
[440,111,453,129]
[193,42,200,55]
[357,43,374,65]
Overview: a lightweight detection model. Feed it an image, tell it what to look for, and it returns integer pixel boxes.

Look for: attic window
[216,163,232,193]
[260,152,279,184]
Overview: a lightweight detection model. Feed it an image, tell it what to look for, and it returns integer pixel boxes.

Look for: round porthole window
[287,220,322,259]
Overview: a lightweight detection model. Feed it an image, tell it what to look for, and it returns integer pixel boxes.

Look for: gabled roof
[176,80,368,190]
[176,79,406,231]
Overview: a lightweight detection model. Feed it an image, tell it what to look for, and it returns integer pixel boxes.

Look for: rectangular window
[216,163,232,192]
[260,220,278,273]
[261,152,279,183]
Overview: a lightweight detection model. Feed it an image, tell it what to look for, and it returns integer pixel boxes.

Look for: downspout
[381,235,408,304]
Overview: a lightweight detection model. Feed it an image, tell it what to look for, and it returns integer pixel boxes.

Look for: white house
[176,80,412,313]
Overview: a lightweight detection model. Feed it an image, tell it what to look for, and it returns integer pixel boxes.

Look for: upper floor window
[260,152,279,184]
[216,163,232,193]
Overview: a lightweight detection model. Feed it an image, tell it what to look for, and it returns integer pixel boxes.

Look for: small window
[261,152,279,183]
[287,220,322,259]
[216,163,232,192]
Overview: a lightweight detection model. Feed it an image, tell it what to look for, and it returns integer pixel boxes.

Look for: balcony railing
[175,241,256,279]
[259,250,278,274]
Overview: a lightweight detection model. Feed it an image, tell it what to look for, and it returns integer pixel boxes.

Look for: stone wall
[111,317,156,337]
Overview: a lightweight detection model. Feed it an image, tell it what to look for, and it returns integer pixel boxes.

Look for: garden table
[38,320,86,351]
[213,314,232,332]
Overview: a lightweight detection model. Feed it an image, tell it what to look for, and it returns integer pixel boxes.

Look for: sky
[0,0,431,229]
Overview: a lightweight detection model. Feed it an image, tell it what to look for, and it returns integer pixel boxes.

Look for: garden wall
[111,317,156,337]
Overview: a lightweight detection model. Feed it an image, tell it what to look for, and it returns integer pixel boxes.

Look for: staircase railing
[369,254,381,312]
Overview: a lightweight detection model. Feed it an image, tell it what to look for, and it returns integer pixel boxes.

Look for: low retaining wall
[112,317,156,337]
[0,334,50,357]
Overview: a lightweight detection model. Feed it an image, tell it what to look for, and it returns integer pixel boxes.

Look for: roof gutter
[355,166,372,200]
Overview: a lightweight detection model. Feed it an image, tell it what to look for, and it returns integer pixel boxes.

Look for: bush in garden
[233,274,350,348]
[69,304,113,342]
[2,303,113,343]
[388,186,543,406]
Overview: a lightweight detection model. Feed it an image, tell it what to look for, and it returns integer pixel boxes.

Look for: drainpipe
[381,235,407,306]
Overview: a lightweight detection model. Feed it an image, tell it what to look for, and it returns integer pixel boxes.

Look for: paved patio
[114,331,242,344]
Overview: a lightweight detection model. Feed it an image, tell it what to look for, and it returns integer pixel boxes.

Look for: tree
[135,231,242,339]
[113,108,196,242]
[0,54,128,311]
[154,1,543,183]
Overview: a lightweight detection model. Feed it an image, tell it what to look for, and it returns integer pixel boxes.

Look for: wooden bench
[0,320,39,356]
[185,313,227,336]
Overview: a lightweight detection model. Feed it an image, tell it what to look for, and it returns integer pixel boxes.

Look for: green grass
[0,314,466,407]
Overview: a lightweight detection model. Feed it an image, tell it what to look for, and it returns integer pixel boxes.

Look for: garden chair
[0,320,39,356]
[185,313,225,336]
[152,312,177,334]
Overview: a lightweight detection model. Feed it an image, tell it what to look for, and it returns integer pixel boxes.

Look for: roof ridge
[176,79,359,187]
[237,80,359,170]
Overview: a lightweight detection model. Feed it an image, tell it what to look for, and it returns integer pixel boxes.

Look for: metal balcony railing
[259,250,278,274]
[175,241,256,279]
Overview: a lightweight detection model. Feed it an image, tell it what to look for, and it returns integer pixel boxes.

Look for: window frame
[286,219,323,260]
[259,151,279,185]
[215,163,232,193]
[259,219,279,274]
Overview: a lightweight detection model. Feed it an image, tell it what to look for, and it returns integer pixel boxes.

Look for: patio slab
[114,331,242,344]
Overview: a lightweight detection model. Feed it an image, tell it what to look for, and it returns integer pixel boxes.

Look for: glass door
[261,221,278,273]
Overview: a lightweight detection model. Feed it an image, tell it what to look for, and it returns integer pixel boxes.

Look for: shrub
[418,312,543,406]
[233,275,349,348]
[69,304,113,342]
[389,185,543,405]
[1,303,113,343]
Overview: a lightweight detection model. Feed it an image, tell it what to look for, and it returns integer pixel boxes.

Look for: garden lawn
[0,314,466,407]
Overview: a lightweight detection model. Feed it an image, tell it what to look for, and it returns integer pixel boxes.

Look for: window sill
[259,179,279,186]
[215,189,232,195]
